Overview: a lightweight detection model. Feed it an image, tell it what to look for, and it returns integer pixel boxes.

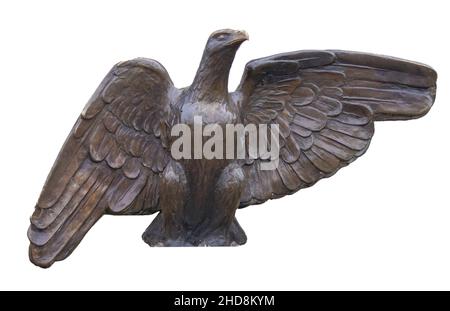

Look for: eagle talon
[142,214,246,247]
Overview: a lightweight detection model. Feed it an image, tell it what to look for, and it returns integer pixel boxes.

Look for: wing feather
[29,58,177,267]
[236,50,436,207]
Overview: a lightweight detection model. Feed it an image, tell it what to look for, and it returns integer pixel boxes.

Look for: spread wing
[28,58,178,267]
[234,50,437,207]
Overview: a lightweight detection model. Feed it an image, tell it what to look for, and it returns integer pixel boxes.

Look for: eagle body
[147,77,246,245]
[28,29,437,267]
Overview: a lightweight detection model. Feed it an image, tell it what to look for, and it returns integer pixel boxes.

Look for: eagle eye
[214,33,228,41]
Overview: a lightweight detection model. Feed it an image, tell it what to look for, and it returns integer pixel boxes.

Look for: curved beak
[228,30,249,46]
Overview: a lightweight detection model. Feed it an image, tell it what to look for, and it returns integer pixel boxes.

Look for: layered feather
[29,58,176,267]
[236,50,436,206]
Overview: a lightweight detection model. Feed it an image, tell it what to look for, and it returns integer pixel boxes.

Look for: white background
[0,0,449,290]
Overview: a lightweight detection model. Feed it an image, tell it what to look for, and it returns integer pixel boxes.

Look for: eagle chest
[180,100,239,125]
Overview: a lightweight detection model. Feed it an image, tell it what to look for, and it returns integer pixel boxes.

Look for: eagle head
[205,29,249,54]
[190,29,249,101]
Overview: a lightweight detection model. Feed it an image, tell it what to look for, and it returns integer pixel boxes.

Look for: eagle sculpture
[28,29,437,268]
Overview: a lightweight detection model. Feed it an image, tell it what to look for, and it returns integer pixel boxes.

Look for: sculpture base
[142,213,247,246]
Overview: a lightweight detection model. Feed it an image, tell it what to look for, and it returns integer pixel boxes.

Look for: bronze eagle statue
[28,29,437,268]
